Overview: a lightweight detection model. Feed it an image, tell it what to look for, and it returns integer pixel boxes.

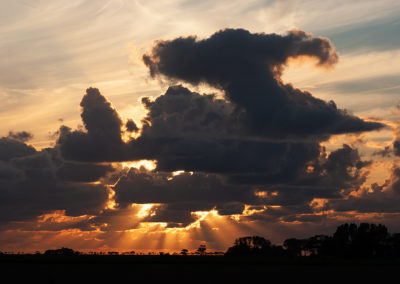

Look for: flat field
[1,255,399,283]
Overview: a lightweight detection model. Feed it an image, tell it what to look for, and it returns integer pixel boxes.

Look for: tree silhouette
[331,223,389,258]
[303,235,332,256]
[388,233,400,257]
[44,247,78,255]
[197,244,207,255]
[283,238,304,257]
[226,236,272,256]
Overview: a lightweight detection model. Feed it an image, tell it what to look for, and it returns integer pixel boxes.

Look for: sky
[1,0,400,253]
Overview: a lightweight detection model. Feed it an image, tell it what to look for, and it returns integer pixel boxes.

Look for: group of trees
[37,246,209,256]
[225,223,400,259]
[44,247,79,255]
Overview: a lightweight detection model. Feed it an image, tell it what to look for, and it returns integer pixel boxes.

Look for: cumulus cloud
[143,28,383,139]
[58,29,383,167]
[114,168,256,207]
[58,87,127,162]
[133,85,320,174]
[0,136,111,226]
[253,144,371,206]
[56,161,114,182]
[0,136,36,161]
[329,166,400,213]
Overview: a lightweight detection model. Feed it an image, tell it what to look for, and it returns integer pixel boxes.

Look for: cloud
[143,28,383,139]
[114,168,257,211]
[111,144,370,226]
[57,30,383,176]
[142,205,196,227]
[0,136,36,161]
[0,137,111,226]
[252,144,370,208]
[7,131,33,142]
[58,87,127,162]
[329,166,400,213]
[56,161,115,183]
[57,86,320,178]
[125,119,139,133]
[373,146,391,157]
[133,85,320,174]
[393,140,400,156]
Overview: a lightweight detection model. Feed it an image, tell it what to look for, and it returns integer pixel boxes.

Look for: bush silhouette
[44,247,79,255]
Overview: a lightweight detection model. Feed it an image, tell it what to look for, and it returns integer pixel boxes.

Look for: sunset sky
[1,0,400,253]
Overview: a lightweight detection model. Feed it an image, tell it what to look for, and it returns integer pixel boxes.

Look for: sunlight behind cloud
[121,160,157,171]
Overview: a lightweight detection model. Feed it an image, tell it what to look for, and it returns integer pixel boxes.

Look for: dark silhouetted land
[1,254,400,283]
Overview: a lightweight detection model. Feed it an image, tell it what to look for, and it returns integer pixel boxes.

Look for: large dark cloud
[143,28,383,139]
[0,137,112,226]
[133,85,320,174]
[56,161,114,183]
[58,29,383,167]
[57,85,320,177]
[115,168,258,207]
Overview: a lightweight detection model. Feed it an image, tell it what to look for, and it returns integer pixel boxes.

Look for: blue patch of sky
[322,15,400,53]
[318,75,400,95]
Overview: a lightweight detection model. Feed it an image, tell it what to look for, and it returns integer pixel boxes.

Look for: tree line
[225,223,400,259]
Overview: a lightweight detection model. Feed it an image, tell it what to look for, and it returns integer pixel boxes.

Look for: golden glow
[37,210,91,224]
[185,209,220,229]
[121,128,137,142]
[231,204,267,221]
[309,198,329,209]
[105,188,117,210]
[135,204,160,218]
[306,165,315,173]
[138,222,168,229]
[193,210,219,220]
[168,170,193,180]
[254,191,267,198]
[121,160,157,171]
[192,209,219,220]
[280,220,304,225]
[254,191,278,198]
[285,54,336,71]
